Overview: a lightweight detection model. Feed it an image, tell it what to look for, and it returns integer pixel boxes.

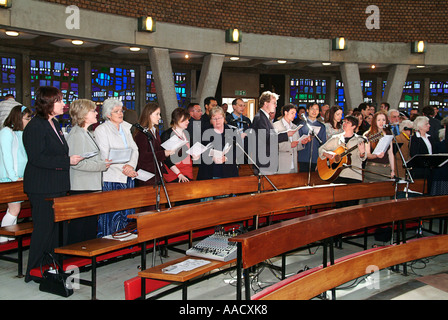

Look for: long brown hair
[133,102,160,137]
[4,105,33,131]
[365,110,391,149]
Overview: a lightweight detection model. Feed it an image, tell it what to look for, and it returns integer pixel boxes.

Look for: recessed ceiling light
[129,47,141,52]
[5,31,19,37]
[184,53,190,59]
[322,62,332,66]
[229,57,240,61]
[371,64,376,69]
[71,40,84,45]
[277,60,287,64]
[416,65,425,68]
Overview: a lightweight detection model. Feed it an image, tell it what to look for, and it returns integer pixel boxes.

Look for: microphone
[301,113,322,144]
[132,123,152,138]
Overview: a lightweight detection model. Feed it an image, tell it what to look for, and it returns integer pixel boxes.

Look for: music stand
[406,154,448,195]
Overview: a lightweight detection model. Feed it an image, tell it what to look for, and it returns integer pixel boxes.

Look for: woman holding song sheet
[161,107,195,183]
[95,98,139,237]
[133,102,174,187]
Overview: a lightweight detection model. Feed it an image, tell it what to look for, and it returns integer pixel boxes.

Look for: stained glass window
[91,66,136,110]
[30,59,80,126]
[429,81,448,116]
[289,78,326,108]
[1,56,17,98]
[399,80,421,113]
[146,71,189,107]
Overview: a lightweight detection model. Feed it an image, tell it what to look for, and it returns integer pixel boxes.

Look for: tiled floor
[0,220,447,301]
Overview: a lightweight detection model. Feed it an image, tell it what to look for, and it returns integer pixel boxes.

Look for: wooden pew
[131,180,426,299]
[230,195,448,299]
[50,171,326,299]
[252,234,448,300]
[0,181,32,277]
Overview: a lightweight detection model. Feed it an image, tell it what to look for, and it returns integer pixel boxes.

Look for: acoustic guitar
[317,132,383,181]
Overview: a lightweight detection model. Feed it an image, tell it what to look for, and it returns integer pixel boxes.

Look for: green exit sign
[235,90,246,96]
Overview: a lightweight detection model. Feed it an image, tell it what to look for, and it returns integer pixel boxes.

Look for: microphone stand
[236,142,278,192]
[302,115,323,186]
[135,124,172,267]
[390,130,414,199]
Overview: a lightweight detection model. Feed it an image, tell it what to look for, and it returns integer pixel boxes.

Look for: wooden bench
[230,195,448,299]
[49,171,328,299]
[131,179,426,300]
[0,181,32,277]
[252,235,448,300]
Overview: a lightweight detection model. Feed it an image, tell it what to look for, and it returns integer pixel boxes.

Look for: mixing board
[186,228,238,262]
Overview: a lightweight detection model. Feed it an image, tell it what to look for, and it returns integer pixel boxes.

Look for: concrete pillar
[195,54,224,108]
[340,63,363,111]
[328,76,336,107]
[21,53,31,107]
[383,64,410,110]
[82,60,92,100]
[148,47,178,129]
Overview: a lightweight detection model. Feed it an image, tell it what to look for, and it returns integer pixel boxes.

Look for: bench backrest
[255,234,448,300]
[230,195,448,269]
[0,181,28,204]
[52,171,326,222]
[132,180,425,243]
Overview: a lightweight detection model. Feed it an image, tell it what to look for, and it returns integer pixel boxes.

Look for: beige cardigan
[318,132,367,181]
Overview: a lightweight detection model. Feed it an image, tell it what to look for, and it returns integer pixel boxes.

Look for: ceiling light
[5,30,19,37]
[229,57,240,61]
[184,53,190,59]
[322,62,332,66]
[371,64,376,69]
[416,65,425,68]
[129,47,141,52]
[277,60,287,64]
[71,39,84,45]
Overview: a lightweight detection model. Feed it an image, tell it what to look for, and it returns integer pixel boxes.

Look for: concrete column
[82,60,92,100]
[383,64,410,110]
[195,54,224,108]
[328,76,336,107]
[21,53,31,107]
[340,63,363,111]
[148,47,178,129]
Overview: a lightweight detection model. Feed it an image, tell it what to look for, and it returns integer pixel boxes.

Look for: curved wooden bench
[253,235,448,300]
[230,195,448,299]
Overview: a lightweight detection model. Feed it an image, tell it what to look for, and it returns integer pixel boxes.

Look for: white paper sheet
[135,169,155,182]
[373,135,394,155]
[81,151,98,158]
[186,142,212,157]
[162,259,211,274]
[109,148,132,163]
[161,134,188,151]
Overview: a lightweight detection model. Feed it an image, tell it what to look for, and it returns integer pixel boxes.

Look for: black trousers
[25,192,65,282]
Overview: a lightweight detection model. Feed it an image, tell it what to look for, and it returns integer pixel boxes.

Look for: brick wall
[40,0,448,44]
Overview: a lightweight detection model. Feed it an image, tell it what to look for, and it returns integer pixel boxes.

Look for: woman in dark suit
[409,116,439,180]
[23,86,83,282]
[197,106,239,180]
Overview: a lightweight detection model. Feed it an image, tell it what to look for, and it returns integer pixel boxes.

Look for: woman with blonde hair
[66,99,111,243]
